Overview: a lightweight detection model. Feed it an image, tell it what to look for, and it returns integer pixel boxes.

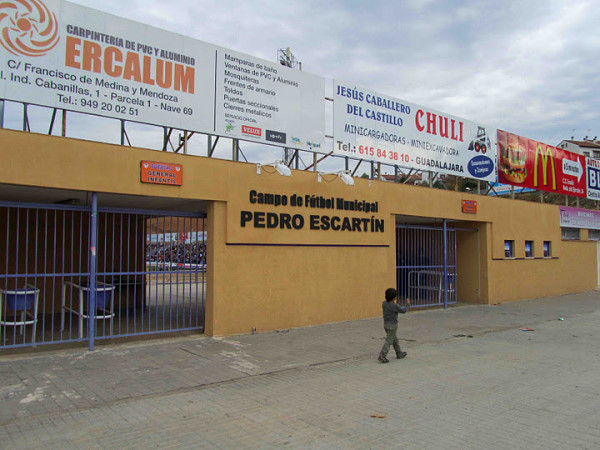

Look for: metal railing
[396,223,457,308]
[0,199,206,350]
[0,98,482,192]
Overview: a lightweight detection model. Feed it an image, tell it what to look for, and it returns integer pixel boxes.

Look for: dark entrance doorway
[396,223,457,308]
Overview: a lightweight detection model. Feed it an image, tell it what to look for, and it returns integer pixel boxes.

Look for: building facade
[0,129,597,347]
[558,138,600,158]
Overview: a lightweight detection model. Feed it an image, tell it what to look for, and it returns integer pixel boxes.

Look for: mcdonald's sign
[497,130,586,198]
[533,144,557,190]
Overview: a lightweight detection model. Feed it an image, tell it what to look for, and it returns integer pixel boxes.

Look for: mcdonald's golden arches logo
[0,0,59,57]
[534,144,557,190]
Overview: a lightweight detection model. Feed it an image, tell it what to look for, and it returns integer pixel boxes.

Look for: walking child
[378,287,410,363]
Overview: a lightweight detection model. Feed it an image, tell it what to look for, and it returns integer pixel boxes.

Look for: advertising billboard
[332,81,497,182]
[497,130,586,198]
[215,49,325,152]
[586,158,600,200]
[487,182,535,196]
[0,0,216,132]
[559,206,600,230]
[0,0,325,151]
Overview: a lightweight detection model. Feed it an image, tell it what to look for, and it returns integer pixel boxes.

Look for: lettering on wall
[240,190,385,233]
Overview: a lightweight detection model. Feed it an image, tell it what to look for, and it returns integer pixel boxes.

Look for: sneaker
[378,356,389,363]
[396,352,407,359]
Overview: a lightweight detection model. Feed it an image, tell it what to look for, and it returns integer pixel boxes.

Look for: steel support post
[443,219,448,309]
[88,193,98,351]
[23,103,28,131]
[232,139,238,161]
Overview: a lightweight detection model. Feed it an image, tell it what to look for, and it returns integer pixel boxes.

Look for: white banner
[215,49,325,151]
[333,81,497,182]
[0,0,325,151]
[0,0,215,132]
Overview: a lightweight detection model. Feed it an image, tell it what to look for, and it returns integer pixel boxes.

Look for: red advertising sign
[497,130,586,197]
[242,125,262,137]
[462,200,477,214]
[140,161,183,186]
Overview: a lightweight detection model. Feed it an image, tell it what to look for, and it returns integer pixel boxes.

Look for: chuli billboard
[332,81,497,182]
[497,130,586,198]
[0,0,325,151]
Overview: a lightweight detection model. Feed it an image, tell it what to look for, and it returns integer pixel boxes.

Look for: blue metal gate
[0,198,206,350]
[396,223,457,308]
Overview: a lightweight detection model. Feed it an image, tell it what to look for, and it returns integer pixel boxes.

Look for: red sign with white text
[497,130,586,197]
[140,161,183,186]
[462,200,477,214]
[242,125,262,137]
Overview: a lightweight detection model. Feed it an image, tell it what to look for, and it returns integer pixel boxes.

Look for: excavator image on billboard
[468,126,490,154]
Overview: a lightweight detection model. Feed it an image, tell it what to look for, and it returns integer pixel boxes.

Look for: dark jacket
[382,301,408,324]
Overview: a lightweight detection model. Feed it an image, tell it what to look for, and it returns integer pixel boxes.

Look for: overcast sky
[4,0,600,170]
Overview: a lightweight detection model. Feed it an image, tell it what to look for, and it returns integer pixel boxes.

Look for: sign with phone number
[0,0,216,133]
[332,81,497,182]
[0,0,325,152]
[345,145,410,163]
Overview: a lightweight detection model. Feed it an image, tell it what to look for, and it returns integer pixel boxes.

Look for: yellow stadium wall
[488,240,598,303]
[0,129,597,336]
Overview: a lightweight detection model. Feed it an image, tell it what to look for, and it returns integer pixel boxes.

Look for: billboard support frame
[209,136,219,157]
[351,159,363,177]
[120,120,126,146]
[48,109,58,135]
[23,104,29,132]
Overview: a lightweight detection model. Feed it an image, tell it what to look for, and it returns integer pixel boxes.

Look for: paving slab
[0,291,599,448]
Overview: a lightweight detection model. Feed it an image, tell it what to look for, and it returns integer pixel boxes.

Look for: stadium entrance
[0,186,206,350]
[396,219,458,308]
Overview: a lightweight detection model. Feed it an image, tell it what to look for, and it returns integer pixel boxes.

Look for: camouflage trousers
[379,323,402,358]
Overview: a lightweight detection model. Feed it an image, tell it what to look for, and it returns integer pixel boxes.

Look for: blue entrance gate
[0,198,206,350]
[396,223,457,308]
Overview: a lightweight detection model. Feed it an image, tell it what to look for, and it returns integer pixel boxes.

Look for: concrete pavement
[1,291,600,448]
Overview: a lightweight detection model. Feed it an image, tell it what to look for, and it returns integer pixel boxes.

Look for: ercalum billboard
[0,0,325,152]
